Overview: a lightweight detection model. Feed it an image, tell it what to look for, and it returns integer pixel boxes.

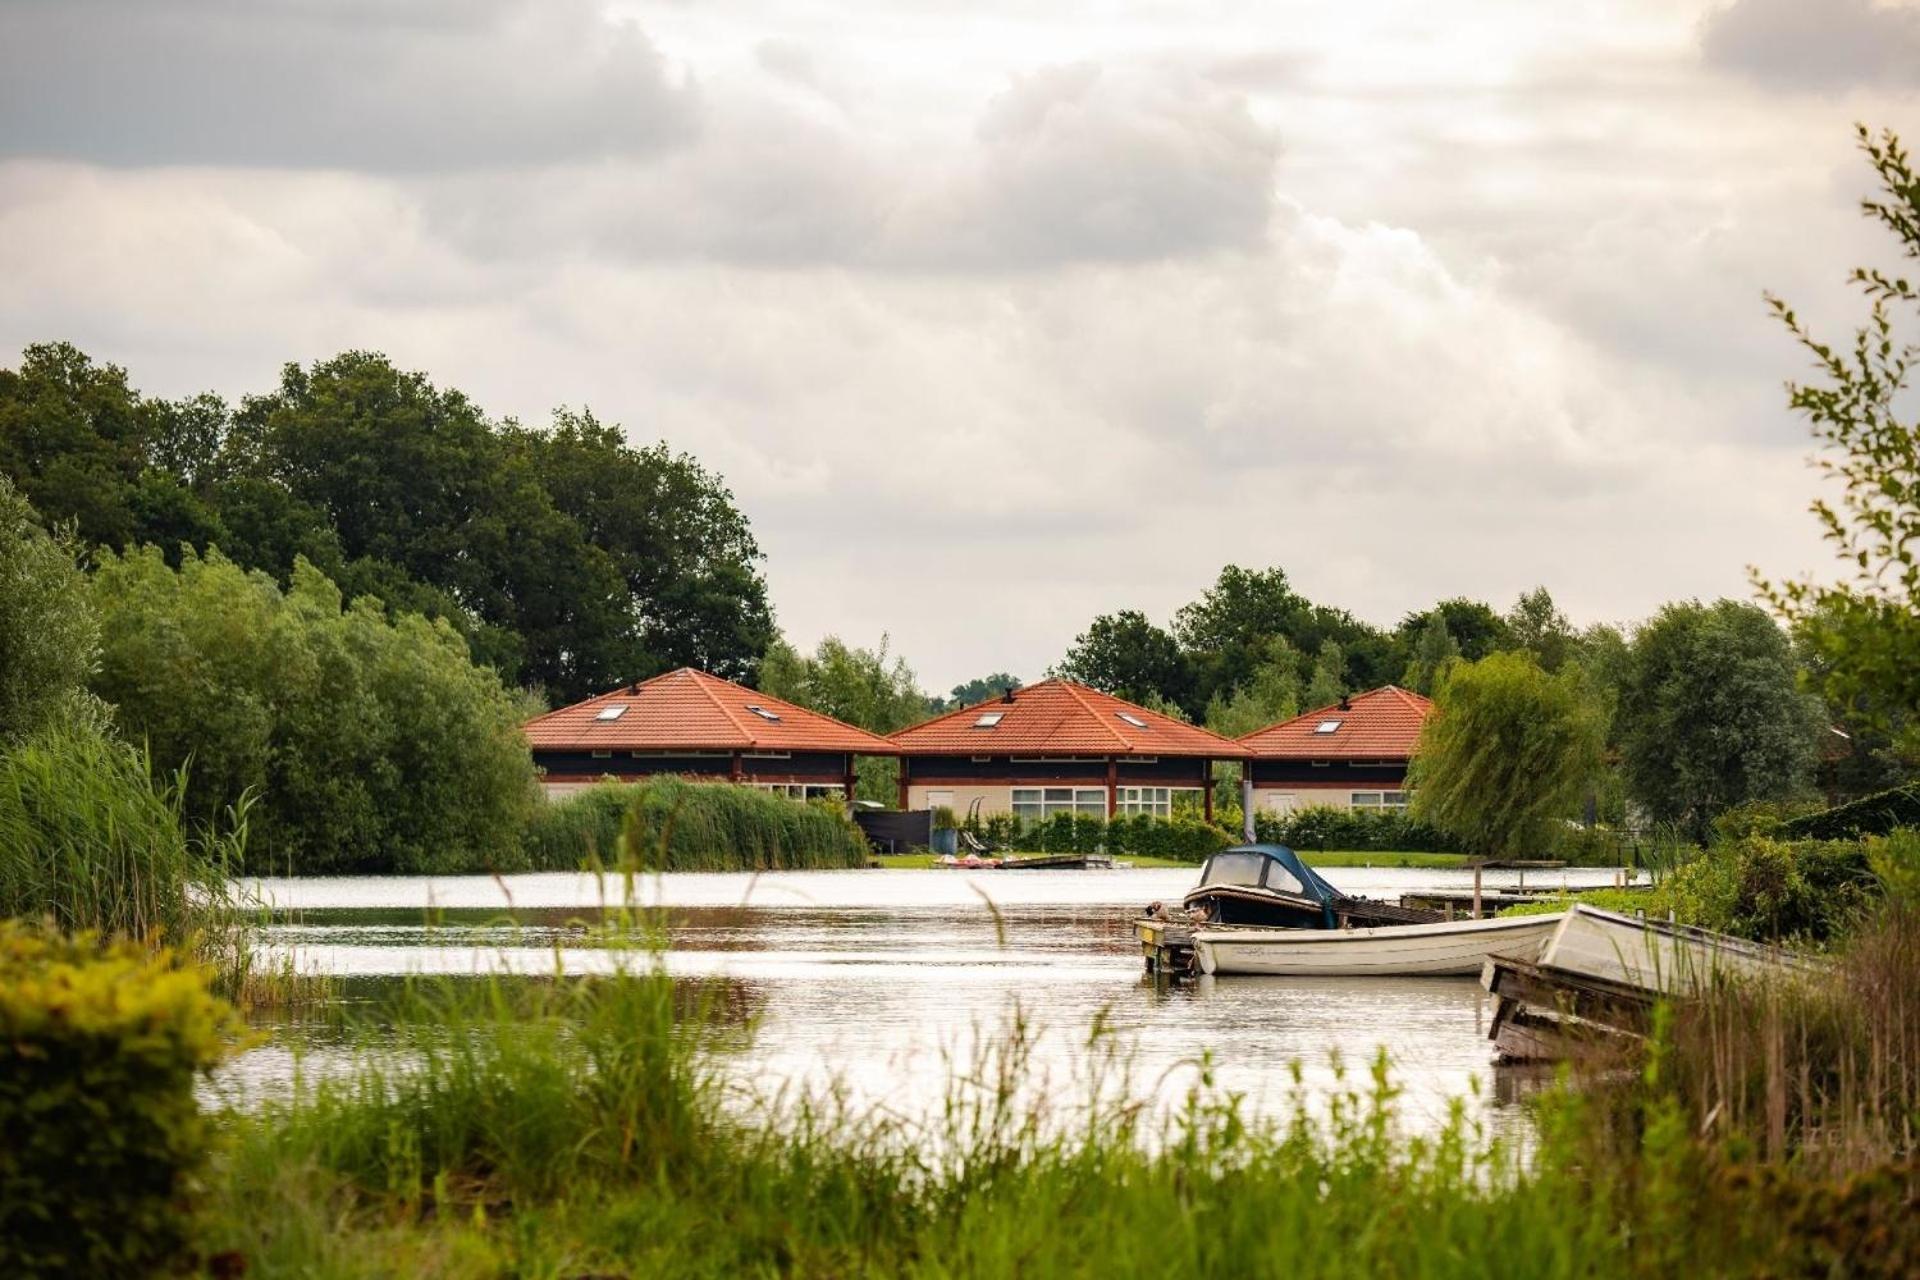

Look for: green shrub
[89,548,538,875]
[1663,836,1879,943]
[1550,823,1645,867]
[1254,805,1464,853]
[1511,835,1883,943]
[0,925,243,1278]
[526,778,869,872]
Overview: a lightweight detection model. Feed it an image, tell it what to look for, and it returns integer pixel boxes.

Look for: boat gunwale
[1192,911,1566,947]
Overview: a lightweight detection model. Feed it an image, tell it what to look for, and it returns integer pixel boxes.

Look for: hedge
[525,777,870,872]
[0,925,243,1278]
[1777,783,1920,842]
[1252,806,1465,853]
[962,811,1237,862]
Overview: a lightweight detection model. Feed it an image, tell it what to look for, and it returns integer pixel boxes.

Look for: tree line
[0,345,774,705]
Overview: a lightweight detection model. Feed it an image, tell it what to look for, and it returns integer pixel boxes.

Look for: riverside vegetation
[4,818,1916,1278]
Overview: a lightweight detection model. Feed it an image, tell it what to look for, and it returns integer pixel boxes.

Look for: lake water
[233,864,1634,1137]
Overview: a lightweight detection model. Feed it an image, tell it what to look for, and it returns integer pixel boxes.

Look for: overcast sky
[3,0,1917,691]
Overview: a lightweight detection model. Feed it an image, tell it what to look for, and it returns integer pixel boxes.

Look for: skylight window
[1116,712,1148,729]
[746,705,781,722]
[595,705,628,721]
[1315,720,1342,734]
[975,712,1005,728]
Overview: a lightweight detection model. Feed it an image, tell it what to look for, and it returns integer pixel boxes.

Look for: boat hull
[1196,913,1565,977]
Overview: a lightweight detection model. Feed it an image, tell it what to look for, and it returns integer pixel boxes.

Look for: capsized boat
[1178,844,1441,929]
[1195,912,1565,977]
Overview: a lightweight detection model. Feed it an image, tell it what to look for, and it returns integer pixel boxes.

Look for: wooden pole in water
[1473,864,1483,919]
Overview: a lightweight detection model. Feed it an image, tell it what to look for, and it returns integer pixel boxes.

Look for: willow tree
[1409,651,1605,858]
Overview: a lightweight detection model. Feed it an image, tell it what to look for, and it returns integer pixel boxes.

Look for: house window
[1011,787,1106,822]
[755,783,842,802]
[595,705,628,721]
[591,750,612,759]
[743,751,792,759]
[1351,791,1408,812]
[1116,787,1203,818]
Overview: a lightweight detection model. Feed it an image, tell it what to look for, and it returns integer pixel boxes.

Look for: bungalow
[1237,685,1433,815]
[523,667,899,801]
[888,678,1249,822]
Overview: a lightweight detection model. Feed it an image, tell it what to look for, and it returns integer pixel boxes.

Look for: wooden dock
[1000,853,1115,870]
[1135,917,1197,978]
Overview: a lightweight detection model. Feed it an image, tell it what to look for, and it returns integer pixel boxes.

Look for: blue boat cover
[1225,844,1346,904]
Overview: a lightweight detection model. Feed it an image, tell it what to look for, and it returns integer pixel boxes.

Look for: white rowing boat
[1194,912,1565,977]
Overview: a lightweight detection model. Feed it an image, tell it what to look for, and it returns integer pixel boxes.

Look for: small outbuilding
[1237,685,1433,816]
[888,678,1248,822]
[523,667,898,801]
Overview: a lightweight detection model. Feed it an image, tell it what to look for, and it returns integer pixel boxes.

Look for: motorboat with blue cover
[1179,844,1441,930]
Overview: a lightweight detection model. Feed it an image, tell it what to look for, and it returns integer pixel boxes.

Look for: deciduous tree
[1410,652,1605,857]
[88,548,537,873]
[1054,610,1193,709]
[0,476,98,743]
[1617,600,1821,839]
[1759,126,1920,755]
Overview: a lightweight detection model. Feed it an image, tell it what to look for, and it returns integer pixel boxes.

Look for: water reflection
[230,866,1633,1137]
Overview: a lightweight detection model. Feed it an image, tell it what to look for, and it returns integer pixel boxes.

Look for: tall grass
[1629,831,1920,1174]
[524,776,869,872]
[200,967,1920,1277]
[0,724,239,947]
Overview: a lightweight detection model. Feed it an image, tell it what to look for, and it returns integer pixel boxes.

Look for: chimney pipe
[1338,693,1352,712]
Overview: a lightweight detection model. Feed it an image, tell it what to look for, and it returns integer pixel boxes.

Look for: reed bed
[523,776,869,872]
[0,725,237,946]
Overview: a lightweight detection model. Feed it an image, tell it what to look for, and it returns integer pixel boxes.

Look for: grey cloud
[424,64,1278,270]
[0,0,697,170]
[1702,0,1920,90]
[881,66,1277,267]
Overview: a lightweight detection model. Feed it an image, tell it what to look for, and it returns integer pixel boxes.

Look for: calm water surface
[233,865,1633,1135]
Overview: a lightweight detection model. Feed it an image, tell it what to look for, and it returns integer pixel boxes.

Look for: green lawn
[871,850,1465,870]
[872,852,1194,869]
[1295,850,1469,868]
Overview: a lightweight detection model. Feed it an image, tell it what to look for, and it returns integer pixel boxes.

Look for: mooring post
[1473,864,1483,920]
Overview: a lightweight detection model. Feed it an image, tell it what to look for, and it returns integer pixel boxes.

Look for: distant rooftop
[1238,686,1434,760]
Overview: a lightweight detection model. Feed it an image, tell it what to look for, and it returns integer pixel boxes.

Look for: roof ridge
[686,669,755,746]
[1056,679,1138,751]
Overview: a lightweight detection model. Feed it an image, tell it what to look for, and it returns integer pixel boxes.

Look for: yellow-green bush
[0,925,243,1278]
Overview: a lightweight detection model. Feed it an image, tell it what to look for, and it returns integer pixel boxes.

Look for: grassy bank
[7,830,1917,1278]
[185,917,1914,1280]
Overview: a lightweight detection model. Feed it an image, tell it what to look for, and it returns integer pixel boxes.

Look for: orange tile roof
[889,678,1249,758]
[1238,686,1433,761]
[524,668,899,755]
